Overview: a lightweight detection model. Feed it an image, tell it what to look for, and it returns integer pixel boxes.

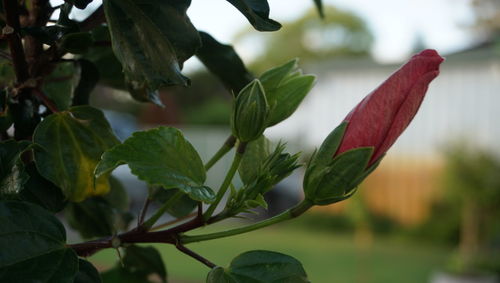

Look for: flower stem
[182,200,312,244]
[204,135,237,171]
[203,142,246,220]
[142,190,184,230]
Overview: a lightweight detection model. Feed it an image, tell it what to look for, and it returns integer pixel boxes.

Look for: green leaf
[0,201,78,283]
[74,259,102,283]
[73,59,100,106]
[65,197,115,238]
[104,0,201,103]
[95,126,214,203]
[207,250,309,283]
[101,245,167,283]
[19,163,67,213]
[0,140,31,197]
[226,0,282,31]
[259,59,316,127]
[313,0,324,18]
[238,135,271,185]
[123,246,167,283]
[66,176,131,238]
[33,106,120,202]
[84,26,125,90]
[152,188,197,218]
[196,32,254,94]
[42,62,80,111]
[60,32,93,54]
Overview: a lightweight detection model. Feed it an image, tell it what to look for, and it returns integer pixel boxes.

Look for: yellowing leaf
[34,106,119,202]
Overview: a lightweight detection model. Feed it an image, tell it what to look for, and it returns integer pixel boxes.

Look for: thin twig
[150,212,197,231]
[32,88,59,113]
[2,0,30,83]
[175,241,216,269]
[137,197,151,228]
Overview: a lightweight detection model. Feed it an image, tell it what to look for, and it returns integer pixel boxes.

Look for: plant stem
[203,142,246,220]
[204,135,237,171]
[182,200,312,244]
[137,196,152,228]
[175,242,216,269]
[141,191,184,230]
[2,0,30,83]
[150,212,197,231]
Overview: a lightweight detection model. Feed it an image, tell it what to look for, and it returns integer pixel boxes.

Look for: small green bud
[231,79,269,142]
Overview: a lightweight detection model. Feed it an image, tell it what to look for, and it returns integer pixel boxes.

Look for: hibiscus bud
[231,79,269,142]
[304,49,444,205]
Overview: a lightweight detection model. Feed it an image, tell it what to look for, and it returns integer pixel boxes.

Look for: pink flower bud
[335,49,444,165]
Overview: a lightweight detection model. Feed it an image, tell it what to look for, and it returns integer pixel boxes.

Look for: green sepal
[238,135,271,185]
[207,250,309,283]
[259,59,316,127]
[305,147,373,206]
[95,126,214,203]
[231,80,269,142]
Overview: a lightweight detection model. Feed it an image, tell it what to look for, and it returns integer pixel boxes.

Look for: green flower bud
[231,80,269,142]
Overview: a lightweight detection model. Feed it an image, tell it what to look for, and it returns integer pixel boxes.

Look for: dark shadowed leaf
[74,259,102,283]
[123,246,167,282]
[42,61,79,111]
[152,188,197,218]
[84,26,126,90]
[313,0,324,18]
[101,245,167,283]
[226,0,281,31]
[65,197,115,238]
[61,32,93,54]
[0,201,78,283]
[95,126,214,203]
[0,140,31,197]
[19,163,67,213]
[196,32,254,94]
[69,0,93,9]
[65,176,131,238]
[73,59,100,106]
[33,106,120,202]
[207,250,309,282]
[104,0,200,104]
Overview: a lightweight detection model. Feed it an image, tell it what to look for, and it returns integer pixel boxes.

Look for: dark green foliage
[196,32,254,94]
[0,201,78,283]
[207,250,309,282]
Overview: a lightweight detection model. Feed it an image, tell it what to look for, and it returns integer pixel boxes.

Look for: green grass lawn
[89,222,451,283]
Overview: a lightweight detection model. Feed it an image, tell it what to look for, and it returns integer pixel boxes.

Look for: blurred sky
[187,0,475,62]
